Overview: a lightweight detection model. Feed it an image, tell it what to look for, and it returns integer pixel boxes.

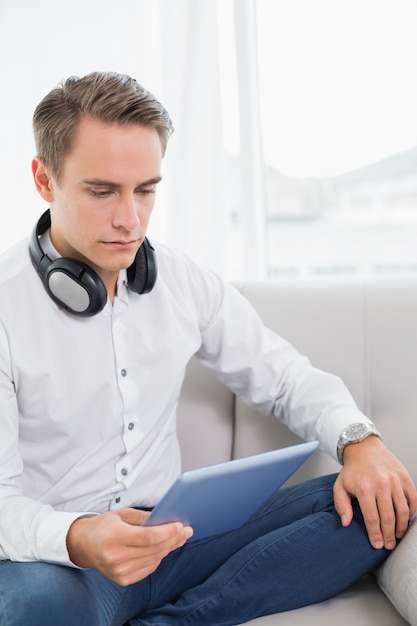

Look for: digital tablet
[143,440,319,541]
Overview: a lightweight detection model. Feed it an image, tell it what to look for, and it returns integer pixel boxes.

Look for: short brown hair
[33,71,174,181]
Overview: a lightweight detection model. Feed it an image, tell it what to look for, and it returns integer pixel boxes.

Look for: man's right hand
[66,508,193,586]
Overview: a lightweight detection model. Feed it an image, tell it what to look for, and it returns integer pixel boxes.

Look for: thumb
[118,507,149,526]
[333,478,353,527]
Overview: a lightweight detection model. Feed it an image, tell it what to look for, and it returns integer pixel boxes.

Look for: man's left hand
[333,436,417,550]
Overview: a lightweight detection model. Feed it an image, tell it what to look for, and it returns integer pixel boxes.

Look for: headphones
[29,209,157,316]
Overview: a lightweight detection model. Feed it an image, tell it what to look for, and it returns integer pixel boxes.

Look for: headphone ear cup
[29,209,108,316]
[127,238,157,294]
[45,258,108,316]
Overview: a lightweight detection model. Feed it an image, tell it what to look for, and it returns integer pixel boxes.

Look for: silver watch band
[337,422,382,465]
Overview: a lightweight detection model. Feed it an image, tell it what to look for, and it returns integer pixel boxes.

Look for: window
[220,0,417,278]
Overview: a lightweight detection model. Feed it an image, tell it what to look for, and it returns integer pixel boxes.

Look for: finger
[107,526,193,586]
[374,490,397,550]
[137,522,193,552]
[403,478,417,518]
[372,473,415,548]
[118,517,193,558]
[333,477,353,527]
[393,486,414,539]
[110,550,171,586]
[100,547,167,586]
[146,522,192,546]
[119,508,193,546]
[350,482,384,549]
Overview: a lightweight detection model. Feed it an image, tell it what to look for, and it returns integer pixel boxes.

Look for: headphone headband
[29,209,157,316]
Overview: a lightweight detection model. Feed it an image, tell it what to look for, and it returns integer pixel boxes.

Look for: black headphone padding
[127,237,157,295]
[29,209,157,316]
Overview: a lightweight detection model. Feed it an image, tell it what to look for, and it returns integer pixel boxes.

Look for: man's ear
[32,157,55,202]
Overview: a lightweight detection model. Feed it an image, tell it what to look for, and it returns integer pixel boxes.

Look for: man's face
[33,115,163,292]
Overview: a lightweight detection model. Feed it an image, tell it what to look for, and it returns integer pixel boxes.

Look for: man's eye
[137,187,156,195]
[90,189,111,197]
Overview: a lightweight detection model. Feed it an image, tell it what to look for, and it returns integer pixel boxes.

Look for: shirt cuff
[319,409,373,463]
[35,510,98,567]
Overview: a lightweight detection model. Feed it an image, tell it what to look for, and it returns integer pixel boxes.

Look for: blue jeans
[0,474,389,626]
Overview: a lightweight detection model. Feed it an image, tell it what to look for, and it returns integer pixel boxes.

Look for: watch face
[345,423,369,442]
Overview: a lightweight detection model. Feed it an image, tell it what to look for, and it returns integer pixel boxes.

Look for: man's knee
[0,561,96,626]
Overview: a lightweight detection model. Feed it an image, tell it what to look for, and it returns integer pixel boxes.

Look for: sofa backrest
[177,275,417,484]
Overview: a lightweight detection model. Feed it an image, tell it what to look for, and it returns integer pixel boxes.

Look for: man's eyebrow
[82,176,163,188]
[137,176,163,187]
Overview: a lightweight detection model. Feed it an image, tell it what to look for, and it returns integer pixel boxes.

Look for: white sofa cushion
[177,275,415,624]
[377,514,417,625]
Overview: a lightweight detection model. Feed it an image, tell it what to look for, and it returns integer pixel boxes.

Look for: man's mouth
[103,240,139,249]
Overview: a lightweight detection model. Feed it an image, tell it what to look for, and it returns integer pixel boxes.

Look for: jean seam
[108,587,130,626]
[0,585,8,626]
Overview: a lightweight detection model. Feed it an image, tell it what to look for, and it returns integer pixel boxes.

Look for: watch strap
[337,422,382,465]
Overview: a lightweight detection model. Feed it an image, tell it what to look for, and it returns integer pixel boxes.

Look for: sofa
[176,274,417,625]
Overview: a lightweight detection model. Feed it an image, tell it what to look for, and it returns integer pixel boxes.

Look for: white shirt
[0,234,370,566]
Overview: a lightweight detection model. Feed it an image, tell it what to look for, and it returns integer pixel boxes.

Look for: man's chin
[99,250,140,272]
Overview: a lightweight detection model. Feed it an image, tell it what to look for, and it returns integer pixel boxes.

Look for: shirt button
[121,468,128,476]
[128,422,135,431]
[121,369,127,377]
[115,497,121,504]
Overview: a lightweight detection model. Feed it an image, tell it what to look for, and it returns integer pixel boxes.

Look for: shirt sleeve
[0,322,92,566]
[192,271,371,461]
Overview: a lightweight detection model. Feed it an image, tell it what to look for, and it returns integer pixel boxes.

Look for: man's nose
[113,195,140,230]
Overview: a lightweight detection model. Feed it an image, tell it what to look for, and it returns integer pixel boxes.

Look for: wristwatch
[337,422,382,465]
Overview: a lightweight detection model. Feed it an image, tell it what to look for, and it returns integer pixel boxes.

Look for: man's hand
[333,436,417,550]
[66,508,193,586]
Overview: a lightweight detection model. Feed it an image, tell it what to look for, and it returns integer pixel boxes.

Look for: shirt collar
[116,270,129,305]
[39,229,59,260]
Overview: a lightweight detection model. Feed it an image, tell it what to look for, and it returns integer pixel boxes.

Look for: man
[0,71,415,626]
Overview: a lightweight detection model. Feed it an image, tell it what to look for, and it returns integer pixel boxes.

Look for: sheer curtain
[156,0,233,275]
[0,0,252,278]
